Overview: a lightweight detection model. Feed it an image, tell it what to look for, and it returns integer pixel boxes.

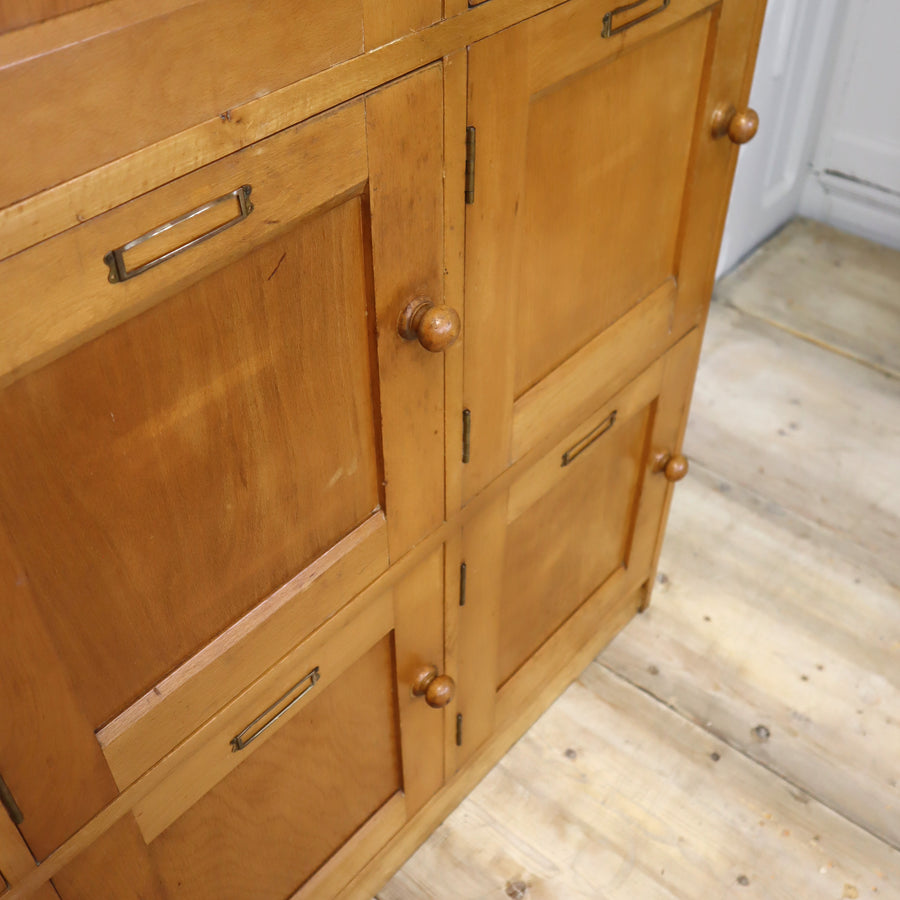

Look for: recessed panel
[150,635,401,899]
[514,14,709,396]
[0,196,381,727]
[50,635,402,900]
[499,405,652,685]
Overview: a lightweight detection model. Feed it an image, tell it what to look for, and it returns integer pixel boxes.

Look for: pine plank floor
[378,220,900,899]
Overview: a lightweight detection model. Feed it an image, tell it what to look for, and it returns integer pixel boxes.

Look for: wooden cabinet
[49,549,446,900]
[455,333,701,766]
[0,0,765,897]
[463,0,759,497]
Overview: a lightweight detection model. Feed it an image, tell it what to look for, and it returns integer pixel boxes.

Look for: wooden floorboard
[379,222,900,898]
[686,302,899,587]
[379,666,899,899]
[602,465,900,849]
[717,218,900,377]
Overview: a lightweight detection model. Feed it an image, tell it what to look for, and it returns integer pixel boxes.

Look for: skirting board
[799,168,900,251]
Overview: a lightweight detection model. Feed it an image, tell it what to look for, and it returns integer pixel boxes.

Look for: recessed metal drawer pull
[602,0,670,38]
[230,666,320,752]
[561,410,617,467]
[104,184,253,283]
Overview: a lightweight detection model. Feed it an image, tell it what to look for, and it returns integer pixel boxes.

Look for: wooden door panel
[0,196,381,730]
[0,64,445,863]
[52,639,401,900]
[151,636,401,899]
[464,0,724,497]
[50,550,446,900]
[515,13,708,396]
[500,405,653,685]
[457,332,703,759]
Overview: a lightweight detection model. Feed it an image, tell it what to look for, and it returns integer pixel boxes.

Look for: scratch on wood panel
[266,252,287,281]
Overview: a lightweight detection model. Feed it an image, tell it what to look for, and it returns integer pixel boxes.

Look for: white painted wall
[718,0,900,277]
[799,0,900,250]
[717,0,842,276]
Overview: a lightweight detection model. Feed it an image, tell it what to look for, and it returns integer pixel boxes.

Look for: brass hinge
[456,713,464,747]
[0,773,23,826]
[465,126,476,204]
[462,408,471,463]
[459,562,467,607]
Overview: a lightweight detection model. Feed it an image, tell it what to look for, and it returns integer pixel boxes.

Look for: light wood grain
[362,0,440,50]
[0,518,118,860]
[0,1,771,895]
[132,589,395,842]
[56,635,405,899]
[603,467,900,849]
[454,494,509,771]
[0,193,383,733]
[510,279,676,462]
[0,0,365,208]
[391,546,447,815]
[512,5,707,397]
[462,0,761,499]
[670,0,768,340]
[0,0,572,261]
[380,664,899,899]
[0,99,368,387]
[501,394,655,685]
[0,811,37,887]
[442,48,468,518]
[294,796,406,900]
[383,219,899,900]
[717,218,900,377]
[367,64,446,560]
[685,302,900,586]
[0,0,103,35]
[98,512,388,789]
[342,587,642,900]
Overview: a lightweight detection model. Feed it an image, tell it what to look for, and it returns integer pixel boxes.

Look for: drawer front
[0,0,440,210]
[463,0,745,498]
[454,332,701,764]
[0,64,446,860]
[51,548,447,900]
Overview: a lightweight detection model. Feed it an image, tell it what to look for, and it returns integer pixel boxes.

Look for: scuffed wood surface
[602,467,900,848]
[685,303,900,587]
[378,665,898,899]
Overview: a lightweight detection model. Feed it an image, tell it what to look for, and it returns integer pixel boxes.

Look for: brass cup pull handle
[398,297,461,352]
[711,103,759,145]
[411,665,456,709]
[230,666,320,752]
[652,451,689,483]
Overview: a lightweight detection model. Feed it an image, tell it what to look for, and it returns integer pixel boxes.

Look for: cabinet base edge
[333,585,643,900]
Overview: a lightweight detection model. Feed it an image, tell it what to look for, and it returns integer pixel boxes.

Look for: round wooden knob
[652,451,689,483]
[411,665,456,709]
[711,103,759,144]
[398,297,461,352]
[663,453,689,482]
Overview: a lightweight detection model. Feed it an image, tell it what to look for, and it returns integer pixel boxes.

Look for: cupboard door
[0,64,446,860]
[463,0,762,499]
[49,549,447,900]
[455,332,701,764]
